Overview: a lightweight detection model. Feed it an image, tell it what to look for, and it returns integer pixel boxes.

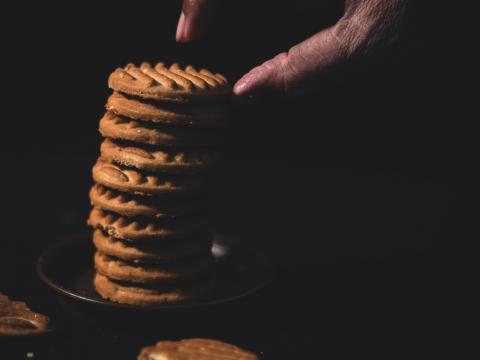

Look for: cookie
[94,272,211,305]
[138,338,258,360]
[108,62,230,102]
[100,138,221,174]
[0,294,28,311]
[92,158,208,196]
[99,112,220,147]
[89,184,203,219]
[88,207,207,241]
[106,92,227,126]
[92,229,212,263]
[0,293,51,336]
[94,251,213,284]
[0,312,50,337]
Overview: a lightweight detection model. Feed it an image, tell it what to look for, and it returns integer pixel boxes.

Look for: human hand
[176,0,407,97]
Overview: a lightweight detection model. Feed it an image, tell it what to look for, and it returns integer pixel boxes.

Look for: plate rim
[36,234,275,311]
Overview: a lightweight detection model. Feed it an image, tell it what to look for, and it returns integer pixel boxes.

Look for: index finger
[176,0,216,42]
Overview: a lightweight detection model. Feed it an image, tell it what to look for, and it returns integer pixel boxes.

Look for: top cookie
[108,62,230,102]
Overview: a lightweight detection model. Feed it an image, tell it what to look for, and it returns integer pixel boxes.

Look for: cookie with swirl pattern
[100,138,220,173]
[92,230,212,264]
[106,92,227,126]
[0,293,52,336]
[94,251,213,284]
[99,112,220,147]
[88,207,207,241]
[94,272,212,305]
[138,338,258,360]
[108,62,230,102]
[89,184,204,219]
[92,158,209,196]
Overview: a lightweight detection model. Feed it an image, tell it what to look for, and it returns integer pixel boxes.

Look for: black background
[0,1,475,358]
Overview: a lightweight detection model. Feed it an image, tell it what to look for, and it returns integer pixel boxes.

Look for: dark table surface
[1,163,477,359]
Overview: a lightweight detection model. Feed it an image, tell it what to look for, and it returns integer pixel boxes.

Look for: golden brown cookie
[0,294,29,311]
[92,158,208,196]
[99,112,220,147]
[92,230,212,263]
[0,293,51,336]
[106,92,227,126]
[88,207,207,241]
[100,138,221,173]
[94,251,213,284]
[108,62,230,102]
[94,272,211,305]
[138,338,258,360]
[89,184,203,219]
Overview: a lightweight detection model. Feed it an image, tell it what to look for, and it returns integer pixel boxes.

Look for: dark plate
[36,233,274,313]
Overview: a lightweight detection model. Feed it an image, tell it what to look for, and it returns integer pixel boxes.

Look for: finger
[233,26,346,97]
[176,11,186,42]
[176,0,216,43]
[234,0,406,97]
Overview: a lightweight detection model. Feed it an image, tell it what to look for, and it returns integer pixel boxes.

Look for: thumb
[233,0,407,98]
[176,0,216,43]
[233,27,346,97]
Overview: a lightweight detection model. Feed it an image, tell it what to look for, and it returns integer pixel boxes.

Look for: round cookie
[92,158,208,196]
[138,339,259,360]
[89,184,203,219]
[99,112,220,147]
[94,272,212,305]
[94,251,213,284]
[108,62,230,103]
[88,207,207,241]
[100,138,221,173]
[0,294,51,336]
[106,92,227,126]
[0,311,51,336]
[92,230,212,263]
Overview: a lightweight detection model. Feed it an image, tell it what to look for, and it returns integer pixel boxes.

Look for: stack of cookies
[88,62,230,306]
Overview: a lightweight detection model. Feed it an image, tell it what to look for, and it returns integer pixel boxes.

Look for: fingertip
[232,80,248,96]
[233,73,256,96]
[177,0,214,43]
[175,11,186,42]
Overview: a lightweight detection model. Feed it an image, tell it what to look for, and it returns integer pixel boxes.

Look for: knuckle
[272,52,291,95]
[334,0,406,60]
[332,19,362,59]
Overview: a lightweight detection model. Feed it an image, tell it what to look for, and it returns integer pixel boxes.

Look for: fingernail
[176,11,186,42]
[182,13,194,42]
